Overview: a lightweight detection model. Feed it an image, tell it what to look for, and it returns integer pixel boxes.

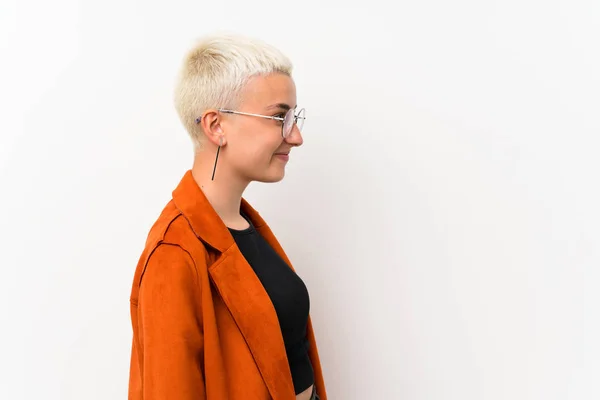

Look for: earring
[211,136,223,181]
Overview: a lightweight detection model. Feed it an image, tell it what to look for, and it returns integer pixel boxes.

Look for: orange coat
[128,170,328,400]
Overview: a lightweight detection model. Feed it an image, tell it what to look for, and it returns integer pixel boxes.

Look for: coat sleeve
[136,243,205,399]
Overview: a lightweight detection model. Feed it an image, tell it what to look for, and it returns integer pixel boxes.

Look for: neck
[191,150,249,225]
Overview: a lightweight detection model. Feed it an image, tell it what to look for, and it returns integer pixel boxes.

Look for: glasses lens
[296,108,305,132]
[283,109,294,137]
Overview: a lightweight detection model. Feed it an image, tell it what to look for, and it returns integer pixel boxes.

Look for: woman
[127,33,327,400]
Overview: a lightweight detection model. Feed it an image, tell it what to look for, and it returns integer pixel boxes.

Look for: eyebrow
[266,103,297,111]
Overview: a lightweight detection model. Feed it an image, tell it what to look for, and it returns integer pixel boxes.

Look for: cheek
[247,134,282,158]
[230,137,279,167]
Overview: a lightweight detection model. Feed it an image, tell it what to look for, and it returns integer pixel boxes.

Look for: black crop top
[228,215,314,395]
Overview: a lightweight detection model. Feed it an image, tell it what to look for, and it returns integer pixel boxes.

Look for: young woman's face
[220,73,303,183]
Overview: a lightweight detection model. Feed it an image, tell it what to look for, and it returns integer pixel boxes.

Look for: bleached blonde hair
[173,32,294,150]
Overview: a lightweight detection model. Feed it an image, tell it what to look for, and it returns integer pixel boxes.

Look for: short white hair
[173,32,294,150]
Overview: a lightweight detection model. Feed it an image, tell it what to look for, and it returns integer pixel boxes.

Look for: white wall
[1,1,599,399]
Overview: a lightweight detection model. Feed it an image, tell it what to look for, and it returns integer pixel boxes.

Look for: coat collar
[172,169,297,400]
[172,169,268,252]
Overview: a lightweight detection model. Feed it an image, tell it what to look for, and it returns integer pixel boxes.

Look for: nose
[285,123,303,147]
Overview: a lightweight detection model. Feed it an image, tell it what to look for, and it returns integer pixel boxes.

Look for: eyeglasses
[195,107,306,139]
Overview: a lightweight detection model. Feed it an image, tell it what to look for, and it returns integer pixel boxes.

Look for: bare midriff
[296,384,314,400]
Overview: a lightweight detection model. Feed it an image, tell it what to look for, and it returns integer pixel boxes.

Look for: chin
[255,170,285,183]
[257,175,285,183]
[248,163,287,183]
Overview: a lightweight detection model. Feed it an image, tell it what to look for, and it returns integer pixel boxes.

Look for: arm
[136,243,205,399]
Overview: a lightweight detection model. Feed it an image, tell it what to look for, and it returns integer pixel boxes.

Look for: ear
[198,109,227,147]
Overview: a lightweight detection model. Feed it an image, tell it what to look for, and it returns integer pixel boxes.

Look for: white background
[1,1,599,399]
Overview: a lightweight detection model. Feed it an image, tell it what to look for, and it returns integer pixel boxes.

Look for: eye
[274,113,286,123]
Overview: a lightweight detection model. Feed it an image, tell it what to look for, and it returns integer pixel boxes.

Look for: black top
[228,215,314,395]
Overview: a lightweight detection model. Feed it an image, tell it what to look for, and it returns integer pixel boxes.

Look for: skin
[191,72,313,400]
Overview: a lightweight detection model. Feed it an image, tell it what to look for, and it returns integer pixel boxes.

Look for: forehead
[239,73,297,109]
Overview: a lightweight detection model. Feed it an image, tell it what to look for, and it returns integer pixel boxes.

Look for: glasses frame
[195,107,306,138]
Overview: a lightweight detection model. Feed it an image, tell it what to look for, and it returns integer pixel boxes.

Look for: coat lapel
[208,250,296,400]
[172,170,296,400]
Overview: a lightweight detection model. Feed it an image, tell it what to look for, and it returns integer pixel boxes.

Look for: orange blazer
[128,170,327,400]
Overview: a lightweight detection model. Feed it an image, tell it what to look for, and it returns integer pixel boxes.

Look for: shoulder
[130,200,208,304]
[141,243,199,289]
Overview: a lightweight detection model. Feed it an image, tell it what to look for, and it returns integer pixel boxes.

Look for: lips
[274,152,290,161]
